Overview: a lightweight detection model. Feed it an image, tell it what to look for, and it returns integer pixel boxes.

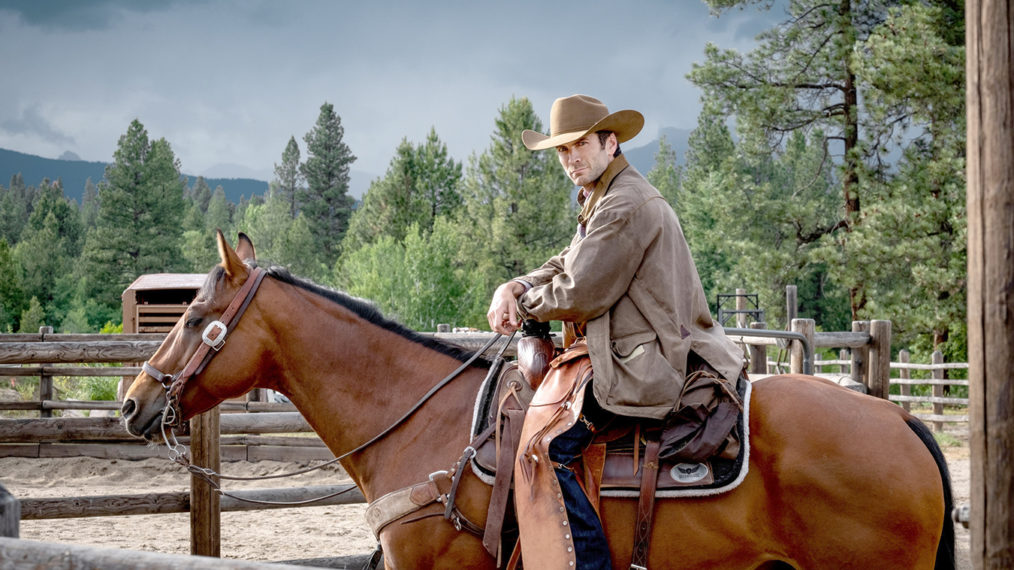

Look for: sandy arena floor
[3,430,972,568]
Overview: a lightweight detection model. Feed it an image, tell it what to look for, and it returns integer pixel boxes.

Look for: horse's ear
[215,230,248,280]
[235,232,256,263]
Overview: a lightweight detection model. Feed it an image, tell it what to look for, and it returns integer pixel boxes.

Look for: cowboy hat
[522,95,644,151]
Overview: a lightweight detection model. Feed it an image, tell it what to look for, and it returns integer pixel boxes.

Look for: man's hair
[596,131,622,158]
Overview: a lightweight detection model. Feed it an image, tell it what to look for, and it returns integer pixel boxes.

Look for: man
[487,95,745,569]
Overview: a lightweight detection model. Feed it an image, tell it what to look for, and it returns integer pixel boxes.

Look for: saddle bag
[658,354,744,463]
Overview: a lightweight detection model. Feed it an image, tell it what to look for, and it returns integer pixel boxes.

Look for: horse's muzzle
[121,398,166,441]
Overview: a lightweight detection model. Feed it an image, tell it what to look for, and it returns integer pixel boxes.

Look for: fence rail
[18,485,365,520]
[0,536,313,570]
[804,348,969,429]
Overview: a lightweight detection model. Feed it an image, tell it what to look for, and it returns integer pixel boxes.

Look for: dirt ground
[2,429,972,568]
[2,456,375,565]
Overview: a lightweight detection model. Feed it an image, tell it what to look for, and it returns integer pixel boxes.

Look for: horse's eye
[185,316,202,329]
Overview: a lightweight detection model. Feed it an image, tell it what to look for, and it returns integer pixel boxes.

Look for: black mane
[246,262,489,367]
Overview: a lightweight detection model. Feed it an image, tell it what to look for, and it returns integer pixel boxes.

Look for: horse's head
[121,230,265,441]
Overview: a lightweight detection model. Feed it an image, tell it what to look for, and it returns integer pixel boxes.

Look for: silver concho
[670,462,709,484]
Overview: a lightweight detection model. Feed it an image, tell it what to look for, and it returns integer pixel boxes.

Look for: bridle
[142,266,267,438]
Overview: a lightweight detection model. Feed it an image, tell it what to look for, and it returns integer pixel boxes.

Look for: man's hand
[487,281,524,334]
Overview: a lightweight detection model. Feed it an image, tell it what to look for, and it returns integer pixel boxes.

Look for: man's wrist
[511,278,532,295]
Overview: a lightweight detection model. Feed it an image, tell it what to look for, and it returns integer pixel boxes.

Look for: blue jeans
[548,392,612,570]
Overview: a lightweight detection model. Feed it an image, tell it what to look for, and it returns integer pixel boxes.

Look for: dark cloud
[0,0,192,31]
[0,0,778,178]
[1,105,76,147]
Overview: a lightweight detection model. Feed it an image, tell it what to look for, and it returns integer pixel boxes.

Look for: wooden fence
[0,329,532,561]
[725,318,895,399]
[808,348,969,431]
[891,349,969,430]
[726,319,968,431]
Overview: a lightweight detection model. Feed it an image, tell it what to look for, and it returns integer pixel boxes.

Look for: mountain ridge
[0,147,269,205]
[1,129,691,207]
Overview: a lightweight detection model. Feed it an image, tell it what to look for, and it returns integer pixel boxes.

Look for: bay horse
[122,232,954,569]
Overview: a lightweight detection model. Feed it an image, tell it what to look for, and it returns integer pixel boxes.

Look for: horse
[122,231,954,569]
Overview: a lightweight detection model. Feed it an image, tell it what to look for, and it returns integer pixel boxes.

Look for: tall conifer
[459,97,575,297]
[274,136,303,219]
[299,102,356,265]
[79,119,186,313]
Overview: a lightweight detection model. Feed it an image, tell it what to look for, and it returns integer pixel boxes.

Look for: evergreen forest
[0,1,965,366]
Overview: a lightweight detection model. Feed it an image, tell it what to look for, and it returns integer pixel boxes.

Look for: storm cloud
[0,0,780,183]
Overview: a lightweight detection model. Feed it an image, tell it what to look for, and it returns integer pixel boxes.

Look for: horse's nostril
[121,398,135,419]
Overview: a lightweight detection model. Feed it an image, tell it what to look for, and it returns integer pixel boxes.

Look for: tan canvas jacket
[518,156,745,419]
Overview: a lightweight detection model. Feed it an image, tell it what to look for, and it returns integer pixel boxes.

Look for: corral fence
[814,347,968,431]
[0,328,368,565]
[726,318,968,431]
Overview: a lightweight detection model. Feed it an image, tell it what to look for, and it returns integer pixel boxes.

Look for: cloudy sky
[0,0,776,187]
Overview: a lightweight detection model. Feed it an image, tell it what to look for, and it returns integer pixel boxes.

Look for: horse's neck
[264,286,486,500]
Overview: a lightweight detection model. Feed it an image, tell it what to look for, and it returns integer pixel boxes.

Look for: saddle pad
[469,361,752,500]
[601,377,751,499]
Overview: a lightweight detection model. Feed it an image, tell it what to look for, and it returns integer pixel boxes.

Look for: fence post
[867,320,892,400]
[789,318,814,375]
[0,484,18,538]
[190,408,221,557]
[749,321,767,376]
[968,0,1014,560]
[838,349,850,374]
[851,321,870,388]
[734,288,747,329]
[932,350,945,432]
[898,349,911,412]
[785,285,797,326]
[38,326,54,418]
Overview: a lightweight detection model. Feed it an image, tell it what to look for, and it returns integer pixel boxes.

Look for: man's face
[556,132,617,187]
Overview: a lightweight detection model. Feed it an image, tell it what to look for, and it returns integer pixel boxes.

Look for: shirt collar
[577,154,629,226]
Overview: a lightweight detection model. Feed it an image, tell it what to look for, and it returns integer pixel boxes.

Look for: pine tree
[188,177,213,212]
[343,128,462,252]
[80,178,99,230]
[79,119,187,314]
[678,109,846,328]
[239,192,319,279]
[689,0,896,317]
[0,238,25,332]
[205,186,232,233]
[689,0,964,342]
[848,3,966,355]
[299,102,356,265]
[459,97,575,297]
[274,136,303,219]
[24,180,83,256]
[18,296,45,333]
[416,127,464,222]
[15,215,74,325]
[647,137,681,208]
[0,174,33,245]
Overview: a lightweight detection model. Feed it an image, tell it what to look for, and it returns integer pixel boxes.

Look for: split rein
[142,265,513,506]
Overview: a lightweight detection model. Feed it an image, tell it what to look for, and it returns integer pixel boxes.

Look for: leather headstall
[144,266,267,429]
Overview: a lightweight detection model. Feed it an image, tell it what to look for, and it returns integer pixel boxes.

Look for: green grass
[932,430,964,448]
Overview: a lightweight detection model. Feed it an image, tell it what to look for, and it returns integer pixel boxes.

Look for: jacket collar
[578,154,629,226]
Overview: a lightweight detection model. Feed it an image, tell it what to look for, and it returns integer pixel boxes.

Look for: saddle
[470,334,751,567]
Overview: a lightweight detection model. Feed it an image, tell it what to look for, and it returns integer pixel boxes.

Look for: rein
[144,264,514,507]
